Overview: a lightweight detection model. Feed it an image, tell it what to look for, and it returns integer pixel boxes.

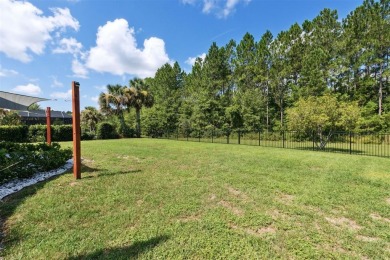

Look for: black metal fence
[150,129,390,158]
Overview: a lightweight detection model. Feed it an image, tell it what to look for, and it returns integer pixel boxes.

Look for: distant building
[0,91,72,125]
[18,110,72,125]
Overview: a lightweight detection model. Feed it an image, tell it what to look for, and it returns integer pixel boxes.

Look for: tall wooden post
[72,81,81,179]
[46,107,51,145]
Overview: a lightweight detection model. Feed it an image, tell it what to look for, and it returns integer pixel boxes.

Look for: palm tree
[98,84,129,136]
[27,103,42,111]
[81,106,103,133]
[128,78,154,137]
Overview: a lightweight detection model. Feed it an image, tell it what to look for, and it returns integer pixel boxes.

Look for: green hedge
[0,124,124,142]
[0,125,29,142]
[0,125,74,142]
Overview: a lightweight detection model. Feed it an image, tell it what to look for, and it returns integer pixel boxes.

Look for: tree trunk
[266,85,269,131]
[280,97,284,128]
[378,61,383,116]
[119,112,126,136]
[136,108,141,138]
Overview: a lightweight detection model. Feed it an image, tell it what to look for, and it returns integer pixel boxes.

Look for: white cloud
[91,96,99,103]
[185,53,206,66]
[50,76,63,88]
[0,0,79,62]
[72,58,88,78]
[181,0,251,18]
[203,0,216,14]
[53,37,82,55]
[0,67,18,77]
[50,89,72,99]
[85,19,170,78]
[181,0,197,4]
[13,83,42,96]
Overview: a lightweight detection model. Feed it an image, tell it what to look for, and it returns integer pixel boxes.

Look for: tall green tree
[147,62,184,133]
[343,0,390,115]
[255,31,273,129]
[128,78,154,137]
[98,84,129,136]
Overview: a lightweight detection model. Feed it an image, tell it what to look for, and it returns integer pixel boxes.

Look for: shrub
[52,125,72,141]
[81,131,96,140]
[121,125,136,138]
[0,125,29,142]
[97,122,119,139]
[0,141,72,184]
[28,125,47,142]
[28,125,73,142]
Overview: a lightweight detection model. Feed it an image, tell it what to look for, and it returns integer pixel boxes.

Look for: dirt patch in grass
[267,209,290,221]
[386,197,390,205]
[226,186,250,201]
[370,213,390,223]
[208,194,217,201]
[318,242,349,255]
[356,235,380,242]
[176,214,201,223]
[230,224,276,237]
[218,200,244,216]
[136,199,144,206]
[69,182,79,187]
[325,216,362,231]
[81,158,94,164]
[277,193,295,204]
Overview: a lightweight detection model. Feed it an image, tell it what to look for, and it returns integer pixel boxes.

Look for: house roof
[0,91,49,110]
[18,110,72,119]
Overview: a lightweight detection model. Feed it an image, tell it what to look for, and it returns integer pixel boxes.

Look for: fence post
[349,131,352,154]
[283,130,285,148]
[198,130,201,142]
[312,130,315,151]
[212,127,214,143]
[258,130,261,146]
[238,130,241,145]
[227,134,229,144]
[177,129,179,140]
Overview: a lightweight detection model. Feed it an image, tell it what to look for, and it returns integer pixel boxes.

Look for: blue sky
[0,0,363,112]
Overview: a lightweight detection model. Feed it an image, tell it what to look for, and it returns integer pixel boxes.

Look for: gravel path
[0,159,73,200]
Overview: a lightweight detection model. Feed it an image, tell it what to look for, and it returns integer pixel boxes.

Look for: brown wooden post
[72,81,81,179]
[46,107,51,145]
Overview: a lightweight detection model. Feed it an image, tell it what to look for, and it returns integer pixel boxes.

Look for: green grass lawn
[1,139,389,259]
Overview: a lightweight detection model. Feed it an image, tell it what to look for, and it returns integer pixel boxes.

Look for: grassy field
[1,138,389,259]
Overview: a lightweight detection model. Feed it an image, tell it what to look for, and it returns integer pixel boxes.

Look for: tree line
[93,0,389,137]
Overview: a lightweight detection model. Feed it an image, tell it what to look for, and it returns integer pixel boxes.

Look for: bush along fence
[151,129,390,158]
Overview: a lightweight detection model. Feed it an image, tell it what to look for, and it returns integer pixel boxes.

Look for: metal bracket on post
[72,81,81,179]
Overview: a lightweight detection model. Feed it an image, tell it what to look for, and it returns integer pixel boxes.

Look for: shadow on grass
[294,146,364,154]
[67,235,169,260]
[80,163,101,174]
[96,169,141,178]
[80,163,141,178]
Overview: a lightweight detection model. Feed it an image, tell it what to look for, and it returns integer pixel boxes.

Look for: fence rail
[149,130,390,158]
